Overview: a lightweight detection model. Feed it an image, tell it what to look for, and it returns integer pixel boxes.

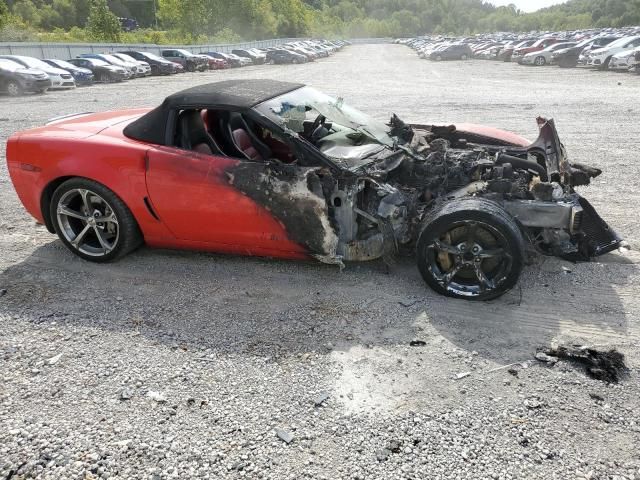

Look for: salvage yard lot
[1,44,639,479]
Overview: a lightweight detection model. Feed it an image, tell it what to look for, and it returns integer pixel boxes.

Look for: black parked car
[266,49,307,64]
[0,58,51,95]
[430,44,474,61]
[67,57,127,83]
[160,49,208,72]
[44,59,94,85]
[551,36,619,68]
[119,51,178,75]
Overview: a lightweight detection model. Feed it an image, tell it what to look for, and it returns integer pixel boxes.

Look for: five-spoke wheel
[56,188,119,257]
[51,178,142,262]
[417,198,525,300]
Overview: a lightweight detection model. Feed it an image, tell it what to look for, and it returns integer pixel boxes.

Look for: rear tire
[50,178,142,263]
[534,56,546,66]
[7,81,22,96]
[461,54,468,60]
[435,55,443,61]
[416,197,525,301]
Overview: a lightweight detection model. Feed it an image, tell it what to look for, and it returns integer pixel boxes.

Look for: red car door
[144,146,308,258]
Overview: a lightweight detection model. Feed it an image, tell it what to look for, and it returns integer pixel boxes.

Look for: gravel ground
[1,44,640,479]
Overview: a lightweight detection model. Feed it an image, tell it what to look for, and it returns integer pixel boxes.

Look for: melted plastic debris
[541,346,629,383]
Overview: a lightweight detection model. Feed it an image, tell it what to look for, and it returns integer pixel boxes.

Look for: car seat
[177,110,223,155]
[227,113,272,161]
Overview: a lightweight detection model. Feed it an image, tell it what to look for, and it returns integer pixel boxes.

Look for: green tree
[86,0,122,41]
[0,0,9,30]
[12,0,40,26]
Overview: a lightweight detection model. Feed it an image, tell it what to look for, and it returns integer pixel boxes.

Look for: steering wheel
[310,114,327,142]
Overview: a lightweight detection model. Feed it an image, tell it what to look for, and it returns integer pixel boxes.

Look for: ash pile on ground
[538,346,630,383]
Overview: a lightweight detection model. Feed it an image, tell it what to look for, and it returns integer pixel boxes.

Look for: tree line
[1,0,639,43]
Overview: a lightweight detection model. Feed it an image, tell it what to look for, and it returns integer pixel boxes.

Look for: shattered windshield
[254,86,394,148]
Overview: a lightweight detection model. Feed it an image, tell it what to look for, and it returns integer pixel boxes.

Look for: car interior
[174,109,296,164]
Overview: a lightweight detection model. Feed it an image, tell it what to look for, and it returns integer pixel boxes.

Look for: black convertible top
[124,79,303,145]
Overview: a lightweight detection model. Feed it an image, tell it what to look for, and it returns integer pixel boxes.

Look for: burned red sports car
[6,80,620,300]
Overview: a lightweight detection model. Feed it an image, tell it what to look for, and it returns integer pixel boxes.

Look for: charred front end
[298,115,620,266]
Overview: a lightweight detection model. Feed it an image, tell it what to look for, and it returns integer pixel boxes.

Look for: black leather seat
[177,110,223,155]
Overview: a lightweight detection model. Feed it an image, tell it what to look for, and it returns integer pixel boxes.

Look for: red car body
[7,109,530,260]
[7,108,309,259]
[512,38,561,60]
[203,56,229,70]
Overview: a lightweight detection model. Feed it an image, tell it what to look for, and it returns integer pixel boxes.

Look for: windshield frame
[254,86,394,147]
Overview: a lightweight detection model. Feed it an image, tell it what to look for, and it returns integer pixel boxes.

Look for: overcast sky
[488,0,568,12]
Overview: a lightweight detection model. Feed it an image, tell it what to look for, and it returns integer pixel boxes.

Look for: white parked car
[111,53,151,76]
[609,47,640,71]
[583,36,640,69]
[0,54,75,89]
[520,42,577,66]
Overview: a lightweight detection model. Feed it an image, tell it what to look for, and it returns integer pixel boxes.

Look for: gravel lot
[1,44,640,479]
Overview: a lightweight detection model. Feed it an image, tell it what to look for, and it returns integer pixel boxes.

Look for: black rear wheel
[417,198,525,300]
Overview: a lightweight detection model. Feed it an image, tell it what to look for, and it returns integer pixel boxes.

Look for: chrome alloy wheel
[424,220,512,298]
[56,188,119,257]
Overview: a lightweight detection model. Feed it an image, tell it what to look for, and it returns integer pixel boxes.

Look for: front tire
[50,178,142,263]
[534,56,546,66]
[416,198,525,301]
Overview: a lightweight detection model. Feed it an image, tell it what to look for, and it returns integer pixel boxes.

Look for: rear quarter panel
[8,122,173,242]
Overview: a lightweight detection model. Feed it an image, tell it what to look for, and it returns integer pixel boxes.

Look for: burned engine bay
[293,114,621,265]
[240,85,621,268]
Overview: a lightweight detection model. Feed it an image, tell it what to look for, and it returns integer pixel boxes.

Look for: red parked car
[202,55,229,70]
[6,80,619,300]
[511,38,561,63]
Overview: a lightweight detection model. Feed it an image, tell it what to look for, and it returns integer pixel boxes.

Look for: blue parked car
[44,59,94,85]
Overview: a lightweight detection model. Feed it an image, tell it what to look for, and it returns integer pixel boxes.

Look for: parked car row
[398,26,640,74]
[0,39,350,96]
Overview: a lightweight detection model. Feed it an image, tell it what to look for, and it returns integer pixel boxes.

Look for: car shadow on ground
[0,241,637,366]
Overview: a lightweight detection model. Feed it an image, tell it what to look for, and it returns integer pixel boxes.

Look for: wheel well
[41,176,76,233]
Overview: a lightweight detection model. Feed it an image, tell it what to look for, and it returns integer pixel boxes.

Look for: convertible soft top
[124,79,303,145]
